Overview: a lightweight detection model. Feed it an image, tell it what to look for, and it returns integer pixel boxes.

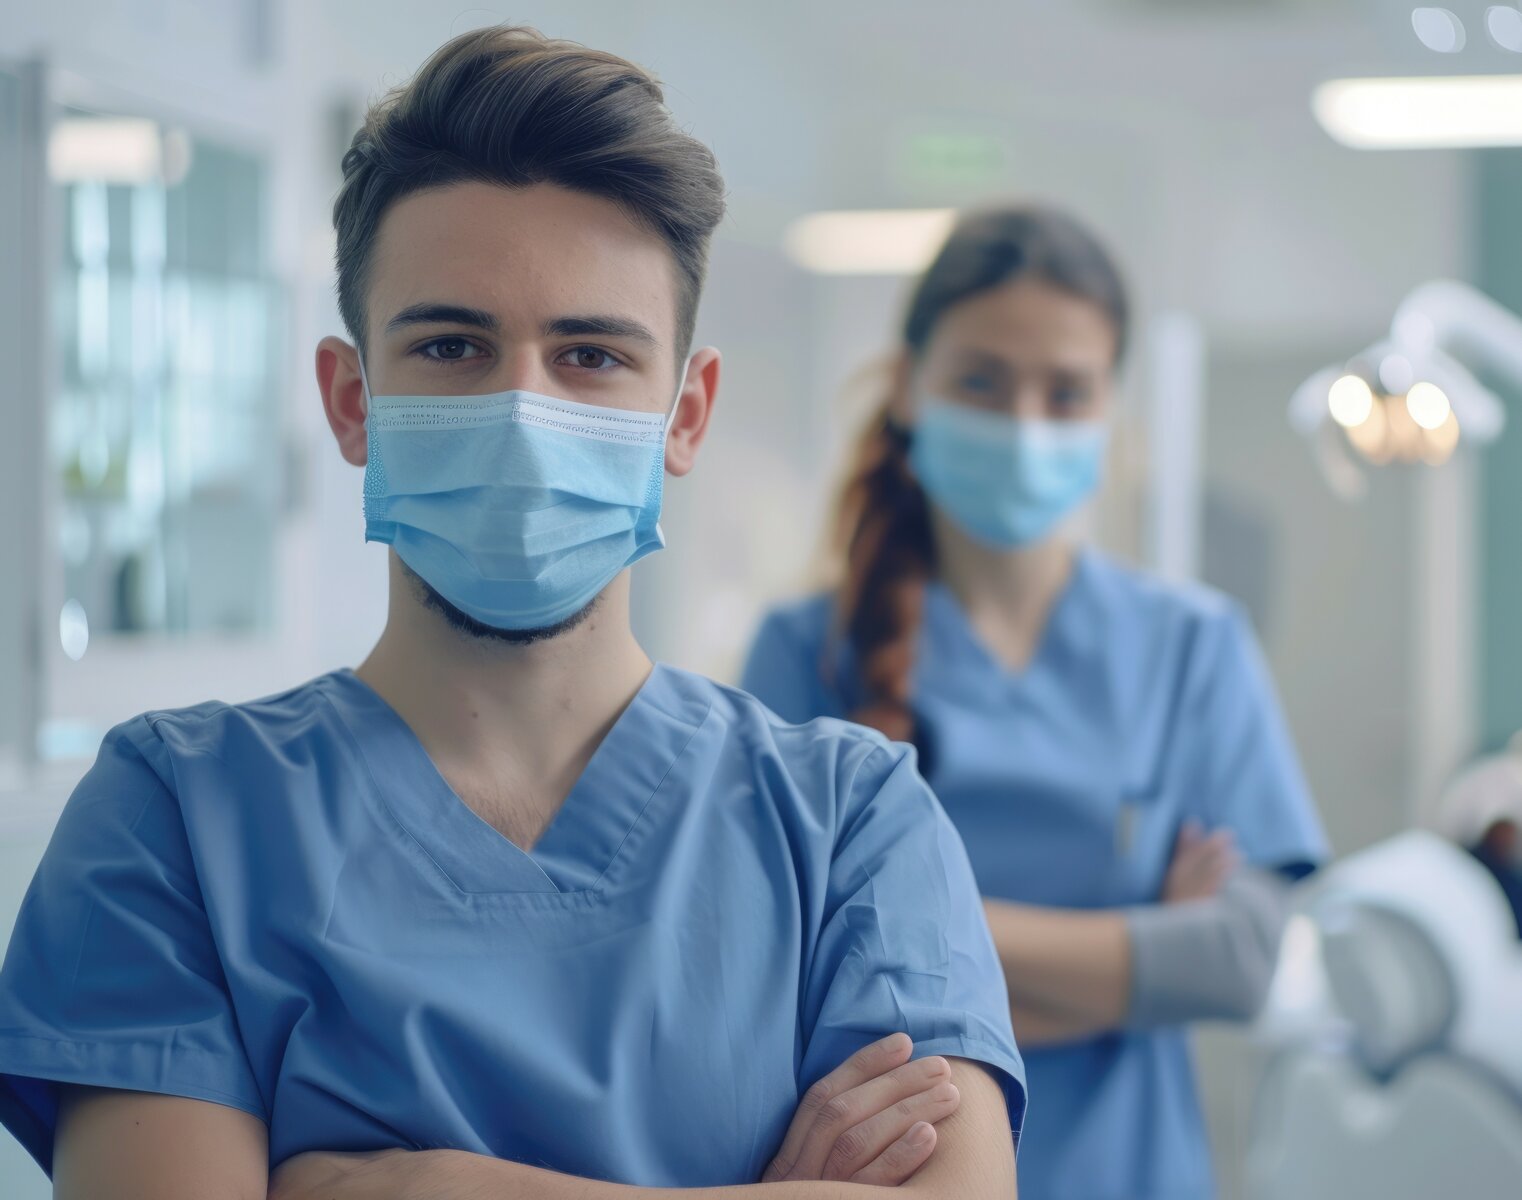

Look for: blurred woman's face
[910,278,1119,423]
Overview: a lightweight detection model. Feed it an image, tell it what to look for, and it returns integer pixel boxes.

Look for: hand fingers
[1176,826,1231,862]
[1171,834,1239,900]
[823,1080,959,1182]
[763,1034,913,1182]
[1165,827,1239,901]
[785,1055,951,1182]
[1174,829,1234,873]
[1201,829,1237,856]
[850,1121,938,1186]
[1192,832,1239,882]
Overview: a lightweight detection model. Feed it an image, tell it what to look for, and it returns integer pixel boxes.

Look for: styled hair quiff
[333,25,727,356]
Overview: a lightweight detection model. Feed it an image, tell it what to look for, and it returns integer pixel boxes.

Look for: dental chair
[1245,831,1522,1200]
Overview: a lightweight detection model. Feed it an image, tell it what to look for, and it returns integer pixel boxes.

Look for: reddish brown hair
[829,206,1129,747]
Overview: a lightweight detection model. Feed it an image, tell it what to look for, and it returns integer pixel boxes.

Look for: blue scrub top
[0,665,1024,1184]
[742,550,1327,1200]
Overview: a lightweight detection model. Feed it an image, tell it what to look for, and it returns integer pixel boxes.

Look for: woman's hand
[762,1033,960,1186]
[268,1147,415,1200]
[1162,821,1238,904]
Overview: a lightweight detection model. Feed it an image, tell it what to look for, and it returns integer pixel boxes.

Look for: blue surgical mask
[908,400,1107,548]
[359,360,688,631]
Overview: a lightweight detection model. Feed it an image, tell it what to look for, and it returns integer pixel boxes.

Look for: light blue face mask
[908,400,1108,548]
[359,360,688,631]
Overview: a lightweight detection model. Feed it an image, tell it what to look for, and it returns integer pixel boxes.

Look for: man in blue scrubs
[0,27,1023,1200]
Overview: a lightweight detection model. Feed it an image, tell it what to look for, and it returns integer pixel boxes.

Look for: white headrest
[1317,905,1451,1073]
[1309,831,1522,1092]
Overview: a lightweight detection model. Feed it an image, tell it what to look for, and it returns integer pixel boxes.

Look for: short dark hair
[333,25,726,358]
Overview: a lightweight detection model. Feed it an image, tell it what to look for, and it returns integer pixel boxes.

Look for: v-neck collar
[319,663,711,901]
[921,547,1102,699]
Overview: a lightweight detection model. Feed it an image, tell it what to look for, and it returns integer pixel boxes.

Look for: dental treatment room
[2,1,1521,1198]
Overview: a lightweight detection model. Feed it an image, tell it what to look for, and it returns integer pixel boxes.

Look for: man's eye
[420,338,484,362]
[564,346,619,371]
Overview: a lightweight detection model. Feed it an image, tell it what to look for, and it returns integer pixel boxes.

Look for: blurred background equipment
[1437,746,1522,934]
[1246,831,1522,1200]
[1289,280,1519,499]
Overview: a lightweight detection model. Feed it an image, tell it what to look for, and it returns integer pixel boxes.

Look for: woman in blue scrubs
[743,207,1328,1200]
[0,29,1022,1199]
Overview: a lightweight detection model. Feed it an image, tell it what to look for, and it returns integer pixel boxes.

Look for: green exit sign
[894,129,1007,190]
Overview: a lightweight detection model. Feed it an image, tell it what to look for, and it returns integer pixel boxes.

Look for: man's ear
[665,347,721,478]
[316,336,367,467]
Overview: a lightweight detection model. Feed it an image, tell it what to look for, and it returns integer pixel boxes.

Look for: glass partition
[51,111,283,641]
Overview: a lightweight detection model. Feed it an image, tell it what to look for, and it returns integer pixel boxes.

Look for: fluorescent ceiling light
[784,209,956,275]
[49,118,162,183]
[1313,75,1522,149]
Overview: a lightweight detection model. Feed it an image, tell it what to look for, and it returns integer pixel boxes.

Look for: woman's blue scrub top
[742,551,1327,1200]
[0,664,1024,1183]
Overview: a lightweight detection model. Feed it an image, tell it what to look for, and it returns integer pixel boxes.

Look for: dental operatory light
[1306,364,1462,471]
[783,209,956,275]
[1313,74,1522,148]
[1290,281,1518,498]
[1378,353,1416,396]
[1327,375,1375,428]
[1405,380,1452,430]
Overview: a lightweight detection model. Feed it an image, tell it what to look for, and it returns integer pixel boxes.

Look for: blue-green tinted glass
[54,113,283,635]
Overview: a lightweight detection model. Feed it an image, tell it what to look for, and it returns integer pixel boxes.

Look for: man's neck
[354,559,652,849]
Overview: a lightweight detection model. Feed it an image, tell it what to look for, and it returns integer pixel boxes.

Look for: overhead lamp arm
[1392,280,1522,438]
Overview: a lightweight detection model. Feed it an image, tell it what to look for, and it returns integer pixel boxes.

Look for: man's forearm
[318,1149,947,1199]
[275,1063,1014,1200]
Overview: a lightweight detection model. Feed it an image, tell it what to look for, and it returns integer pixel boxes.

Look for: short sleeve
[739,606,843,725]
[798,743,1026,1149]
[0,719,265,1176]
[1189,607,1329,876]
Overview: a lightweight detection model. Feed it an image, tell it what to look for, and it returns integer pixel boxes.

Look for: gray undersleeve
[1124,866,1293,1028]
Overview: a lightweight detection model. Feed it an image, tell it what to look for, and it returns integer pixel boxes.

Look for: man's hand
[267,1034,960,1197]
[1162,821,1238,904]
[761,1033,960,1186]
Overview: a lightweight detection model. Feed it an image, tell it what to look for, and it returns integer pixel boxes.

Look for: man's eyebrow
[385,303,500,334]
[545,314,659,347]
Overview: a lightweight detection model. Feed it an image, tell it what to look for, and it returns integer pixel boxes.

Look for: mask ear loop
[645,352,696,545]
[665,352,695,436]
[355,349,373,411]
